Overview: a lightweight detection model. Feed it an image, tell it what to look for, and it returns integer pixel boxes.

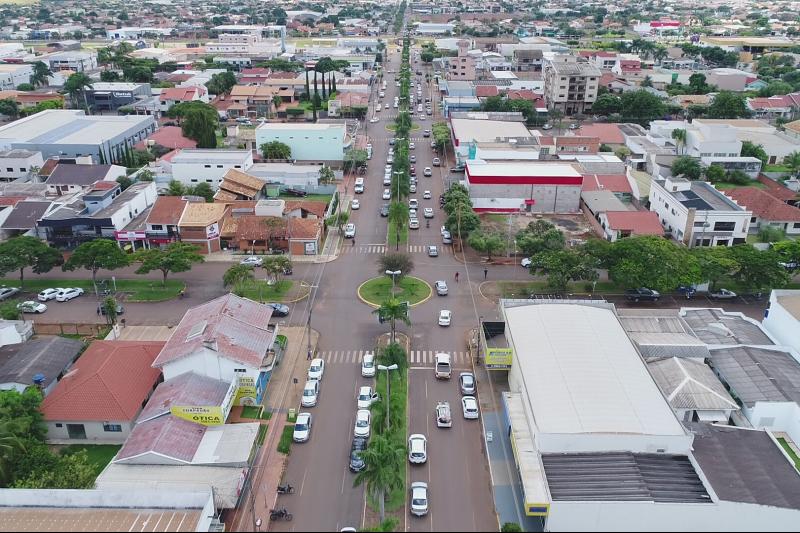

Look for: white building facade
[169,149,254,190]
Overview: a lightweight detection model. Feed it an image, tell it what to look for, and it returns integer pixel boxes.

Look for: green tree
[757,225,786,243]
[620,90,666,124]
[343,149,368,172]
[182,106,218,148]
[190,182,215,202]
[607,236,701,292]
[445,203,480,238]
[15,83,34,91]
[325,210,350,234]
[373,298,411,343]
[223,264,255,289]
[205,71,237,95]
[262,255,292,282]
[14,447,95,489]
[353,433,406,522]
[101,296,119,325]
[707,91,750,119]
[431,121,451,151]
[728,244,789,291]
[388,202,408,251]
[468,231,505,261]
[100,70,121,82]
[166,180,186,196]
[671,128,687,155]
[0,236,62,290]
[758,81,794,97]
[378,253,414,281]
[63,72,93,111]
[773,240,800,272]
[133,242,203,287]
[116,176,133,190]
[259,141,292,159]
[0,98,19,119]
[501,523,523,533]
[29,61,51,87]
[692,246,737,291]
[740,141,768,166]
[62,239,130,288]
[671,156,702,180]
[783,151,800,177]
[529,248,598,291]
[318,166,336,185]
[704,163,727,183]
[592,93,622,115]
[138,169,155,182]
[378,342,407,375]
[516,220,565,257]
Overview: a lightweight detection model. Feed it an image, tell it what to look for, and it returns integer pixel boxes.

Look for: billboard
[234,375,257,406]
[206,222,220,240]
[171,405,225,426]
[485,347,513,370]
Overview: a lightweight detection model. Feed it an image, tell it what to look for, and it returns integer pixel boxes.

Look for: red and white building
[464,161,583,213]
[159,86,208,113]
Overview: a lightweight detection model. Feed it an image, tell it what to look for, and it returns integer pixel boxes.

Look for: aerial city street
[0,0,799,532]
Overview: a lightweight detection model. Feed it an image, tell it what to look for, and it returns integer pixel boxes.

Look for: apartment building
[0,149,43,182]
[46,51,97,73]
[543,55,601,115]
[447,40,477,81]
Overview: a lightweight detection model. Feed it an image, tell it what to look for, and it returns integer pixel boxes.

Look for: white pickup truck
[434,353,451,380]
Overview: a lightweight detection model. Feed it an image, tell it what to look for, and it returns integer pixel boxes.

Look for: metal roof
[0,336,84,390]
[542,452,711,503]
[708,346,800,406]
[682,308,774,346]
[647,357,738,411]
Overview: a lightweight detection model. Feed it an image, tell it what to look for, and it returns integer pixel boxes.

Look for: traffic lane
[408,369,496,532]
[407,367,433,532]
[272,364,366,532]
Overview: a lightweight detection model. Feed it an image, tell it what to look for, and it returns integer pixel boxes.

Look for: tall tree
[262,255,292,282]
[373,298,410,345]
[671,156,702,180]
[529,248,598,291]
[62,239,130,288]
[353,434,406,522]
[388,202,408,251]
[773,240,800,273]
[515,219,565,257]
[607,236,701,292]
[133,242,204,287]
[377,253,414,281]
[692,246,737,291]
[468,231,505,261]
[707,91,750,119]
[671,128,687,155]
[223,264,255,289]
[63,72,93,111]
[619,89,666,124]
[260,141,292,160]
[182,106,218,148]
[0,99,19,119]
[740,141,768,166]
[29,61,51,87]
[0,237,62,289]
[728,244,789,291]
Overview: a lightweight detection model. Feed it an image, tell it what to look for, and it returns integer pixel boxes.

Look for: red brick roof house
[582,174,633,196]
[475,85,499,98]
[288,217,323,256]
[134,126,197,151]
[575,123,626,145]
[757,175,800,206]
[40,341,164,444]
[598,211,665,242]
[159,86,207,113]
[724,187,800,236]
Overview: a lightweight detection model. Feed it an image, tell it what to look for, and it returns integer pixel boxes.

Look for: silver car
[410,482,429,516]
[459,372,476,395]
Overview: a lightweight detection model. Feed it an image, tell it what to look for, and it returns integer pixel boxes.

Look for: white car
[408,434,427,464]
[423,167,432,177]
[308,358,325,381]
[409,198,419,209]
[383,189,392,200]
[385,103,390,109]
[520,257,532,268]
[423,208,434,219]
[354,409,372,438]
[409,209,417,219]
[436,401,452,428]
[301,380,320,407]
[462,396,479,419]
[293,412,312,442]
[710,288,738,300]
[438,309,452,327]
[409,142,416,150]
[409,218,420,229]
[410,155,416,163]
[240,256,263,267]
[410,184,417,193]
[344,223,356,238]
[423,190,431,199]
[387,156,394,164]
[432,157,441,166]
[435,280,448,296]
[361,352,376,377]
[351,199,360,210]
[410,482,429,516]
[17,300,47,314]
[370,117,379,123]
[56,287,84,302]
[357,386,380,409]
[354,184,365,194]
[37,288,63,302]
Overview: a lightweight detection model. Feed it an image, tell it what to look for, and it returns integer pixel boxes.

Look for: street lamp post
[377,363,398,431]
[386,269,402,296]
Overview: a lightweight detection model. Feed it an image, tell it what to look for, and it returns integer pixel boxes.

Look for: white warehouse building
[497,300,800,531]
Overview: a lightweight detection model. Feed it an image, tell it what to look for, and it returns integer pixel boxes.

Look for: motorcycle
[270,508,293,521]
[277,483,294,494]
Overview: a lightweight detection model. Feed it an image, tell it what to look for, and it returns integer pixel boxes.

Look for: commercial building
[0,110,156,162]
[45,51,97,72]
[169,149,254,190]
[178,202,228,253]
[543,55,601,115]
[255,122,349,165]
[465,161,582,213]
[449,113,531,165]
[649,176,751,247]
[85,82,152,112]
[0,63,33,90]
[40,341,164,444]
[144,195,191,248]
[692,119,800,165]
[0,149,43,182]
[763,290,800,354]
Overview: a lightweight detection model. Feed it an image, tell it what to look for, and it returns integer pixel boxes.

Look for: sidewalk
[228,325,319,532]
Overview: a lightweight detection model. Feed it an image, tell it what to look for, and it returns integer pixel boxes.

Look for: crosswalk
[339,244,452,255]
[316,349,472,367]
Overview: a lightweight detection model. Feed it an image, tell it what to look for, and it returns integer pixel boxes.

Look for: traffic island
[233,280,311,303]
[357,276,432,307]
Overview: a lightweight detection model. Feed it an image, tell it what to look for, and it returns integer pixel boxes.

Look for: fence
[33,322,107,337]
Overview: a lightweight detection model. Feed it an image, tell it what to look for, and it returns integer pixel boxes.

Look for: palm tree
[388,201,408,251]
[63,72,93,112]
[223,264,255,291]
[271,94,282,117]
[353,434,406,523]
[373,298,411,344]
[652,46,668,65]
[671,128,687,155]
[0,423,26,485]
[784,151,800,178]
[30,61,52,87]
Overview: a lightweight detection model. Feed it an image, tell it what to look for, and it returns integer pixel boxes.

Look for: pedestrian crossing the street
[316,349,472,367]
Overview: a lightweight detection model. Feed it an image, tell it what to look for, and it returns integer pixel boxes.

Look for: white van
[434,353,451,380]
[355,177,365,186]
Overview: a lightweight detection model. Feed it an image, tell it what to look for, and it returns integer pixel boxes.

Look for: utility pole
[306,307,312,361]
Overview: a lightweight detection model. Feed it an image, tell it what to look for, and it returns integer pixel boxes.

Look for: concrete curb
[280,281,312,304]
[356,276,433,308]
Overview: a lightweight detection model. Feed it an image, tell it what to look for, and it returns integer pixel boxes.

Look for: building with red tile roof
[40,341,164,444]
[598,210,665,241]
[582,174,633,195]
[135,126,197,151]
[757,175,799,205]
[576,123,626,145]
[145,196,193,246]
[288,217,323,255]
[724,187,800,235]
[475,85,500,98]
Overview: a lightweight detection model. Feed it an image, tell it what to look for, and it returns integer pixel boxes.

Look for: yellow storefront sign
[171,405,224,426]
[485,347,513,369]
[234,376,257,406]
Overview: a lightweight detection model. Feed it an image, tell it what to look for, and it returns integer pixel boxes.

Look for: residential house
[248,163,329,188]
[757,175,799,207]
[0,200,53,239]
[145,196,190,248]
[233,214,287,253]
[705,68,756,92]
[0,90,64,110]
[44,163,127,196]
[158,86,208,114]
[597,210,666,242]
[327,91,369,117]
[724,187,800,235]
[0,336,84,395]
[178,202,228,253]
[213,168,265,202]
[133,126,197,151]
[169,149,254,190]
[512,48,543,72]
[225,85,281,118]
[40,341,163,444]
[287,217,323,256]
[649,176,751,247]
[763,290,800,354]
[747,92,800,121]
[0,149,43,183]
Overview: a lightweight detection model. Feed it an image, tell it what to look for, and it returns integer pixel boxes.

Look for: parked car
[354,409,372,438]
[284,188,307,197]
[442,231,452,244]
[308,358,325,381]
[410,155,417,163]
[354,184,365,194]
[267,303,289,317]
[432,158,441,167]
[459,372,476,395]
[408,434,428,464]
[382,189,391,200]
[98,303,124,315]
[349,436,368,472]
[344,223,356,238]
[56,287,84,302]
[438,309,451,326]
[436,401,452,428]
[410,482,429,516]
[462,396,479,419]
[380,204,390,217]
[624,288,660,302]
[520,257,532,268]
[450,165,465,173]
[361,352,376,377]
[427,245,438,257]
[17,301,47,314]
[676,285,696,299]
[542,123,553,130]
[0,286,20,301]
[293,413,312,442]
[435,280,448,295]
[410,184,417,193]
[710,288,738,300]
[37,288,63,302]
[301,380,320,407]
[351,199,360,210]
[357,386,380,409]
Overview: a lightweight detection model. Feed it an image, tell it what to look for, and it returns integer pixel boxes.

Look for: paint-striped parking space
[315,349,472,368]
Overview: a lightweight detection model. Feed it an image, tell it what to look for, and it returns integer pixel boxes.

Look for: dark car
[97,303,125,315]
[677,285,696,299]
[625,288,661,302]
[282,265,293,275]
[267,303,290,317]
[349,436,369,472]
[380,204,390,217]
[284,188,307,197]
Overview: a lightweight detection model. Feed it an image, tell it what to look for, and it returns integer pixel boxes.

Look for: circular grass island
[358,276,432,307]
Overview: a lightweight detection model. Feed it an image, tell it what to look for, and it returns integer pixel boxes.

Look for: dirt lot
[478,213,595,250]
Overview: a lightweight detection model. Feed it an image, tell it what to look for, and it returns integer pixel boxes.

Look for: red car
[410,166,416,175]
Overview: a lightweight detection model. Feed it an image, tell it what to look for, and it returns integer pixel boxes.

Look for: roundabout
[357,275,432,307]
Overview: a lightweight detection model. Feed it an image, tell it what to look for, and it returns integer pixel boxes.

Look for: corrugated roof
[116,414,205,464]
[137,372,231,423]
[40,341,163,422]
[709,346,800,406]
[682,308,774,346]
[153,293,275,370]
[648,357,738,411]
[0,336,84,390]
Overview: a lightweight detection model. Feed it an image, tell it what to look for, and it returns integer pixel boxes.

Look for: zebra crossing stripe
[316,350,470,365]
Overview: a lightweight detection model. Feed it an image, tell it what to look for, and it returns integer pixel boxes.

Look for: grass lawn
[764,164,791,173]
[277,425,294,454]
[59,444,121,478]
[235,279,293,302]
[277,193,333,203]
[256,424,269,446]
[777,438,800,470]
[1,278,184,302]
[385,122,422,132]
[240,406,271,420]
[713,181,766,190]
[359,276,431,306]
[497,280,621,298]
[387,222,409,247]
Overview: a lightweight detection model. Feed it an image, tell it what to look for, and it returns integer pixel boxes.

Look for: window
[794,222,800,229]
[694,221,707,227]
[103,423,122,432]
[713,221,736,232]
[204,164,211,168]
[5,168,11,172]
[151,224,163,231]
[751,217,757,224]
[191,178,198,183]
[19,167,25,172]
[234,368,247,373]
[55,423,63,428]
[217,165,223,168]
[234,165,241,168]
[206,179,212,183]
[664,202,669,209]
